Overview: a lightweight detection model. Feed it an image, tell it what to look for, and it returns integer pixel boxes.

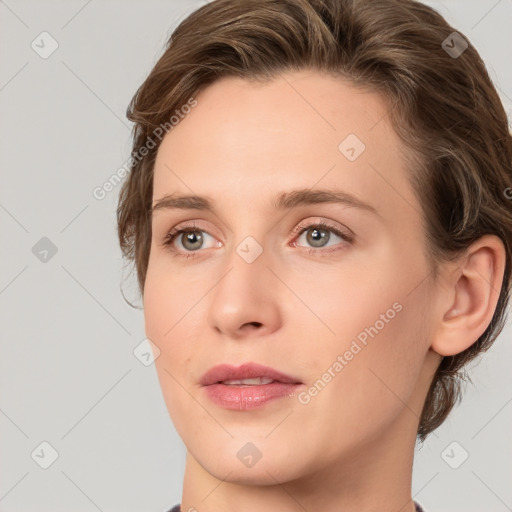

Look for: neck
[180,408,420,512]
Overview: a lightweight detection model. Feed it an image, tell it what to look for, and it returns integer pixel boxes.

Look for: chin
[200,453,303,486]
[186,434,310,485]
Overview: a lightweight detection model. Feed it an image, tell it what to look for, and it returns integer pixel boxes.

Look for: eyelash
[160,220,353,260]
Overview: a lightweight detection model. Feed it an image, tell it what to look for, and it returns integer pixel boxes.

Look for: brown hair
[116,0,512,440]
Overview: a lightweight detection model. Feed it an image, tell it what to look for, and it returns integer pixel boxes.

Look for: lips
[200,362,302,386]
[200,362,303,410]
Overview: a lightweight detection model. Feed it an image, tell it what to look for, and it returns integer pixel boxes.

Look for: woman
[116,0,512,511]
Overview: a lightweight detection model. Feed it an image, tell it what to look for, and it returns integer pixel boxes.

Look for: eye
[291,220,353,254]
[160,219,353,260]
[160,221,220,259]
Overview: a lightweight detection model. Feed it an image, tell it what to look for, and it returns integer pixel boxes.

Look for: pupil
[307,227,329,247]
[184,231,202,250]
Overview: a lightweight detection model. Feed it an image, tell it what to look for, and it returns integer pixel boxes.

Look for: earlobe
[430,235,506,357]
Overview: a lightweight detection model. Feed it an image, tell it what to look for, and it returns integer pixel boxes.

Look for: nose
[206,246,283,341]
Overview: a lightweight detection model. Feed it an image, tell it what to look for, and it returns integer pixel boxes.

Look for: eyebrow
[151,188,379,216]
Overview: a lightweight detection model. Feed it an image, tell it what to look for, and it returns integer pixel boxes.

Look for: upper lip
[200,362,302,386]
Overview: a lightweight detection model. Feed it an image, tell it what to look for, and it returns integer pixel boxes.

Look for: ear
[430,234,507,357]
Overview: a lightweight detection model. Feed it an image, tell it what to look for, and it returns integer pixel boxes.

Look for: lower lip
[203,382,302,410]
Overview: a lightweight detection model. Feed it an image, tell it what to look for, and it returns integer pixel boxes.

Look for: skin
[143,70,506,512]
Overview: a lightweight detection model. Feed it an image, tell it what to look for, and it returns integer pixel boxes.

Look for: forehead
[152,70,419,220]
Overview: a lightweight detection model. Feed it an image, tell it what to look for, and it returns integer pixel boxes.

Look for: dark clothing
[167,501,427,511]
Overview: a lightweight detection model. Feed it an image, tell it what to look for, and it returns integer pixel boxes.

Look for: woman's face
[144,70,441,484]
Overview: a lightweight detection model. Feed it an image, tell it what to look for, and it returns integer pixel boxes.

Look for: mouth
[200,362,302,386]
[200,362,303,410]
[218,377,277,386]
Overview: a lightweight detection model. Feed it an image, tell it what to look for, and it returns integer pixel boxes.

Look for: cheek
[143,268,198,433]
[143,257,207,383]
[143,251,201,343]
[296,249,431,426]
[304,281,430,436]
[319,234,431,362]
[143,263,191,382]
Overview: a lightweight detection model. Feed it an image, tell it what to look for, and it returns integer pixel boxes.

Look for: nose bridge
[220,210,272,275]
[217,230,269,300]
[206,226,281,337]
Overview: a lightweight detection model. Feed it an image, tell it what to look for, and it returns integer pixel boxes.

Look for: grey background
[0,1,511,511]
